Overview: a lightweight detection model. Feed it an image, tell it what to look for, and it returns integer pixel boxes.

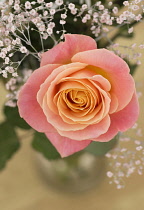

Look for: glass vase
[35,152,107,193]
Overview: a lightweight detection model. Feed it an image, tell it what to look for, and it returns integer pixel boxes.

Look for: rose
[17,34,139,157]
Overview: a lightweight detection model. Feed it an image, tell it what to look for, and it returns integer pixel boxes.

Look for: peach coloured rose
[17,34,139,157]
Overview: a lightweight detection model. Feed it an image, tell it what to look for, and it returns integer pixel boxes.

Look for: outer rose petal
[72,49,135,112]
[45,132,91,157]
[110,92,139,132]
[17,64,60,132]
[93,92,139,142]
[40,34,97,66]
[92,120,119,142]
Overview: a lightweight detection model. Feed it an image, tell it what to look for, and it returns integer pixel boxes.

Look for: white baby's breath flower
[123,1,129,6]
[2,70,8,78]
[46,2,53,8]
[4,38,11,46]
[20,46,27,53]
[47,28,53,35]
[68,3,75,10]
[9,0,13,5]
[85,14,91,20]
[30,9,36,16]
[70,8,77,15]
[108,2,113,6]
[6,66,14,73]
[39,24,45,32]
[16,38,21,45]
[99,5,104,10]
[48,22,55,28]
[43,33,48,39]
[55,0,63,6]
[0,41,4,47]
[0,52,6,59]
[14,4,20,11]
[139,44,144,49]
[128,27,133,34]
[135,14,142,21]
[107,171,113,178]
[82,4,87,10]
[61,14,67,19]
[25,1,32,9]
[12,40,17,45]
[60,20,66,25]
[37,0,44,4]
[82,17,87,23]
[9,53,14,57]
[5,57,10,64]
[95,1,101,6]
[43,11,48,16]
[113,7,118,14]
[12,72,18,77]
[131,5,139,11]
[8,14,13,22]
[50,9,55,15]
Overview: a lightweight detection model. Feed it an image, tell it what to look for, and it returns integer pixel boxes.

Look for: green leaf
[84,135,119,156]
[0,122,20,170]
[32,132,61,160]
[4,106,31,130]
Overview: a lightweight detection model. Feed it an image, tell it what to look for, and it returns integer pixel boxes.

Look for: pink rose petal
[45,132,91,157]
[109,93,119,114]
[17,64,60,132]
[91,75,111,91]
[93,92,139,142]
[110,92,139,132]
[40,34,97,66]
[92,120,119,142]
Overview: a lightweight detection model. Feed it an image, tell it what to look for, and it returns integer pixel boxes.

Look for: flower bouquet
[0,0,143,190]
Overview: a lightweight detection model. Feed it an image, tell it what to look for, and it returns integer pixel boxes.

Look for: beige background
[0,23,144,210]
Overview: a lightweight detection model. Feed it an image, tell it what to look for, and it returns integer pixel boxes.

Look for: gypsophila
[25,1,32,9]
[20,46,28,53]
[55,0,63,6]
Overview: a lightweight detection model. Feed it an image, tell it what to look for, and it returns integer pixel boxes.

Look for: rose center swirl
[63,89,91,110]
[49,76,112,125]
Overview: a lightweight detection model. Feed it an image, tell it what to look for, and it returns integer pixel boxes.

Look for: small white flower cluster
[105,81,144,189]
[108,42,143,66]
[106,123,144,189]
[5,69,32,107]
[0,0,144,80]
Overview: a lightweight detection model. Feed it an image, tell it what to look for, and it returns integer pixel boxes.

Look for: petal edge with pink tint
[92,119,119,142]
[92,92,139,142]
[40,34,97,66]
[110,92,139,132]
[45,132,91,157]
[17,64,60,132]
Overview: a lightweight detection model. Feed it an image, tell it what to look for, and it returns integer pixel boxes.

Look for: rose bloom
[18,34,139,157]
